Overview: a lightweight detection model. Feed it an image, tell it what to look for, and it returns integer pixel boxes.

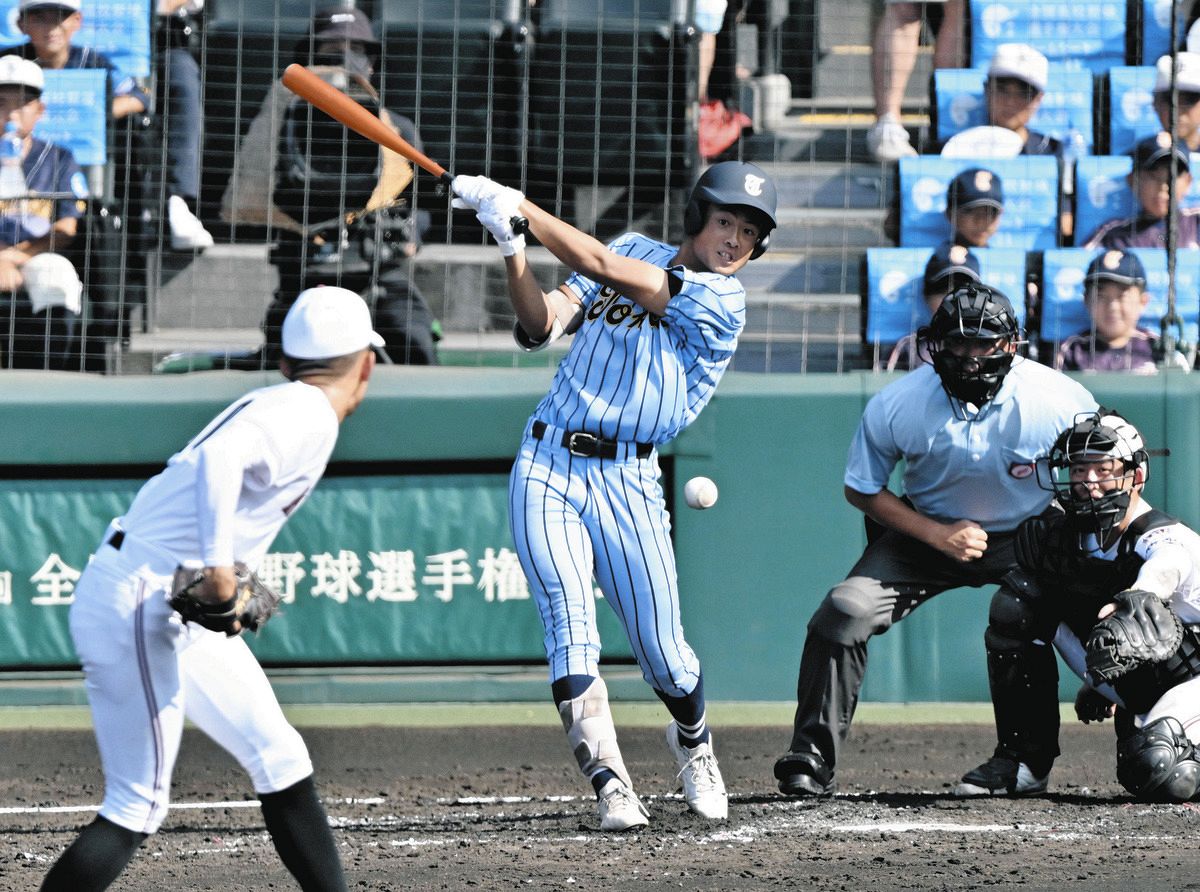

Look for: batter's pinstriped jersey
[534,232,746,445]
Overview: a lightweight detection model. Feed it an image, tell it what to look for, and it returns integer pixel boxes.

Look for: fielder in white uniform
[450,162,778,831]
[987,410,1200,802]
[40,286,380,892]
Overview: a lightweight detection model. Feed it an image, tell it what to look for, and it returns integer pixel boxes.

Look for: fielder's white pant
[70,527,312,834]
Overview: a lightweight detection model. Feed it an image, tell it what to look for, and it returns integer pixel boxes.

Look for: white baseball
[684,476,719,510]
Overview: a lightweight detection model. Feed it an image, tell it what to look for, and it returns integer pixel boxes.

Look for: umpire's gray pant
[786,525,1020,771]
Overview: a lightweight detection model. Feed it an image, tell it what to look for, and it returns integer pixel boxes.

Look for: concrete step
[770,207,890,250]
[763,161,893,210]
[814,44,935,105]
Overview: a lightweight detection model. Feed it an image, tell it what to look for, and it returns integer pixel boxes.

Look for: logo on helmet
[743,174,765,197]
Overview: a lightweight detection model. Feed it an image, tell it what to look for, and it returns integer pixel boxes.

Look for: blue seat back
[1141,0,1185,65]
[1040,247,1200,342]
[933,67,1094,148]
[898,155,1060,249]
[1108,66,1159,155]
[0,0,152,80]
[864,247,1027,343]
[1074,154,1200,245]
[35,68,106,167]
[969,0,1126,74]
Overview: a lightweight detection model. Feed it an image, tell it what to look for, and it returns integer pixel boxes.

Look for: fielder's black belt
[531,420,653,459]
[107,530,125,550]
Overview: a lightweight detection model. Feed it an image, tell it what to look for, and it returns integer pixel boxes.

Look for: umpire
[773,285,1097,798]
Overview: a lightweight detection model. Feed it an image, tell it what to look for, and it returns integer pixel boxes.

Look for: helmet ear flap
[684,200,704,236]
[751,231,769,260]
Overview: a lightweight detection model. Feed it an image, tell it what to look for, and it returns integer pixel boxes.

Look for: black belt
[107,530,124,550]
[531,420,652,459]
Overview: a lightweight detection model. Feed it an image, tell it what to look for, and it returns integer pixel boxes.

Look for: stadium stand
[863,244,1027,346]
[898,155,1060,248]
[932,64,1095,150]
[1040,246,1200,346]
[968,0,1126,74]
[1107,65,1158,154]
[0,0,152,80]
[1074,151,1200,241]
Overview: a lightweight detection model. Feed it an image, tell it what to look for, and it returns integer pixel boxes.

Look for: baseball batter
[451,161,777,830]
[40,287,379,892]
[773,285,1098,799]
[978,411,1200,802]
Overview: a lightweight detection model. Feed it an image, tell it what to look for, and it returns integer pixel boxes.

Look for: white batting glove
[451,175,524,214]
[476,207,525,256]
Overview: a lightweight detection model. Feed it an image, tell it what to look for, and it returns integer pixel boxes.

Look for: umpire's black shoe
[773,751,835,797]
[955,748,1049,797]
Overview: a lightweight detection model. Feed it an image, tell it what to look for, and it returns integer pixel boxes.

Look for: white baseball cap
[0,55,44,94]
[19,0,81,12]
[1155,52,1200,94]
[988,43,1048,94]
[281,286,385,359]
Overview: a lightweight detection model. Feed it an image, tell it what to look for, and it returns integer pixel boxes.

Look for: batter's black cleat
[773,751,835,797]
[955,748,1049,797]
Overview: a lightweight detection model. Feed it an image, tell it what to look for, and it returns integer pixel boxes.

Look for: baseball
[684,476,719,510]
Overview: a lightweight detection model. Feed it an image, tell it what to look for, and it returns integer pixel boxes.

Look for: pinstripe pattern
[512,232,742,697]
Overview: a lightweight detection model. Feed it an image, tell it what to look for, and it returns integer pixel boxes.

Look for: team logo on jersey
[1008,462,1034,479]
[743,174,765,197]
[586,285,664,330]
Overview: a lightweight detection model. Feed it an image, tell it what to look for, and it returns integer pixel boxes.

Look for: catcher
[970,409,1200,802]
[41,286,380,892]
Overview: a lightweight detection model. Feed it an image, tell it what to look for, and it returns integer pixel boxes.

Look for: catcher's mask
[919,282,1020,406]
[1042,410,1148,539]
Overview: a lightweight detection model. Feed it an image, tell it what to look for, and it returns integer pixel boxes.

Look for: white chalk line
[7,792,1196,850]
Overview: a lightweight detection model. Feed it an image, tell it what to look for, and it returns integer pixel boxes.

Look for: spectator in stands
[883,242,981,371]
[155,0,212,251]
[1152,52,1200,153]
[0,0,213,251]
[982,43,1058,156]
[1055,249,1185,373]
[228,5,438,367]
[0,55,89,369]
[695,0,751,160]
[866,1,965,161]
[944,167,1003,248]
[1081,132,1200,250]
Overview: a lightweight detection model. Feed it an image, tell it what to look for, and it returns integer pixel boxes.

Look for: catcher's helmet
[684,161,778,259]
[1044,410,1148,538]
[919,282,1020,406]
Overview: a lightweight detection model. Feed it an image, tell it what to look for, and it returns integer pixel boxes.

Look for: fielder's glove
[1085,588,1183,685]
[169,563,282,636]
[451,174,526,256]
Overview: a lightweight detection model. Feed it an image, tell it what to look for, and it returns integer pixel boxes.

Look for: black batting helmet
[920,282,1020,407]
[684,161,778,259]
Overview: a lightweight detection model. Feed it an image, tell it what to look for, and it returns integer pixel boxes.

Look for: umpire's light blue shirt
[844,358,1098,532]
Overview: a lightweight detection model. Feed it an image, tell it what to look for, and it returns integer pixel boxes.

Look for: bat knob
[510,215,529,236]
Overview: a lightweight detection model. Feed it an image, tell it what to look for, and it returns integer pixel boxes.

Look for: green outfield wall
[1,368,1197,702]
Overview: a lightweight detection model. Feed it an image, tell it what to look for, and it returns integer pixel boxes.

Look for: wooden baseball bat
[280,63,530,234]
[281,63,453,187]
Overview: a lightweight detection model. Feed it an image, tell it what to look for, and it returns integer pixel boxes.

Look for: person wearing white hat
[1153,52,1200,153]
[984,43,1059,156]
[40,285,379,892]
[0,53,91,369]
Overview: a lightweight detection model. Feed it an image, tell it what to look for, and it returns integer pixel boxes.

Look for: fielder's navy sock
[40,815,146,891]
[656,675,711,748]
[259,775,347,892]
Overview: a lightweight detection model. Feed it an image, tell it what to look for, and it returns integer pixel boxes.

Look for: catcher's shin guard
[984,574,1062,773]
[557,677,633,788]
[1117,716,1200,802]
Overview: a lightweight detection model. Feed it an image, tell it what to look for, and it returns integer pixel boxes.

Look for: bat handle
[439,171,454,188]
[511,215,530,235]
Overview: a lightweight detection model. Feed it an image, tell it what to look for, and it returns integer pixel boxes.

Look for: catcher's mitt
[1086,589,1183,685]
[169,563,281,636]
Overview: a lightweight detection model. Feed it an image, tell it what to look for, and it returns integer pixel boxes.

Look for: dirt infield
[3,721,1200,891]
